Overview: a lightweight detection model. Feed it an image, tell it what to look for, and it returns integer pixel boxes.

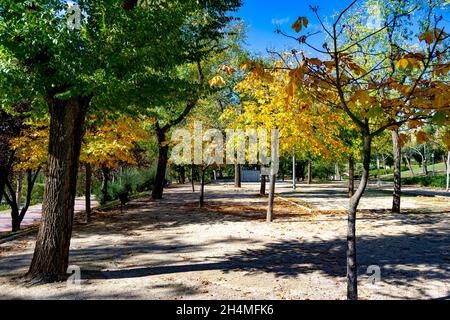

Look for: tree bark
[199,168,206,208]
[266,174,276,222]
[179,166,186,185]
[16,171,23,209]
[101,166,110,205]
[234,163,241,188]
[28,96,88,282]
[260,174,266,196]
[405,156,415,177]
[392,129,401,213]
[347,134,372,301]
[85,163,92,222]
[348,156,355,198]
[423,145,428,175]
[7,169,41,232]
[152,128,169,200]
[307,160,312,185]
[191,165,195,192]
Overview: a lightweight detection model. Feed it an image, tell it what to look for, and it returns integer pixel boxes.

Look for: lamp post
[432,153,436,177]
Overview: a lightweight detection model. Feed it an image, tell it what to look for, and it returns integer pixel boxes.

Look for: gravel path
[0,183,448,300]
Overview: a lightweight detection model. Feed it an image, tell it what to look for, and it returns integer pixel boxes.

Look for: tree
[0,103,43,232]
[0,0,245,282]
[268,0,449,299]
[0,104,28,206]
[80,117,149,205]
[226,59,348,221]
[149,1,243,200]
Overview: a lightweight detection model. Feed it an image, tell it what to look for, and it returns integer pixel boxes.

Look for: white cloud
[271,17,291,26]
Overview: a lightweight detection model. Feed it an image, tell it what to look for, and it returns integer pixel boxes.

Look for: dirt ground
[0,182,449,300]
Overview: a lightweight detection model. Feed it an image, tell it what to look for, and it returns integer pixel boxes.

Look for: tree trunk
[266,174,276,222]
[348,156,355,198]
[199,169,206,208]
[335,162,341,181]
[85,163,92,222]
[260,174,266,196]
[423,145,428,175]
[152,128,169,200]
[101,166,110,205]
[443,154,448,172]
[405,156,415,177]
[11,207,21,233]
[234,163,241,188]
[28,96,88,282]
[16,171,23,209]
[347,133,372,300]
[191,165,195,192]
[292,154,297,190]
[307,160,312,185]
[179,166,186,185]
[8,169,41,233]
[392,129,401,214]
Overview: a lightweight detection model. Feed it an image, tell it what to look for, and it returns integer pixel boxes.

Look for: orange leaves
[240,61,274,83]
[350,90,371,105]
[307,58,322,67]
[240,61,254,71]
[415,131,429,144]
[433,63,450,77]
[419,28,448,45]
[347,62,366,76]
[292,17,309,33]
[398,133,409,148]
[220,64,235,76]
[443,131,450,149]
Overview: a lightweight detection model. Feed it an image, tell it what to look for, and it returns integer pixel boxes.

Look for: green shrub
[31,183,45,205]
[93,167,156,203]
[401,175,446,188]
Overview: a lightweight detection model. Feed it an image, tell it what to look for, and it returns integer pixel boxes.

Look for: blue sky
[237,0,358,55]
[237,0,450,56]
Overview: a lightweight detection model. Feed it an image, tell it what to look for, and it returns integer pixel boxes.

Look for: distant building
[241,169,261,182]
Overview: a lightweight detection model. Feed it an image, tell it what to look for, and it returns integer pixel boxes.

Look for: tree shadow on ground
[78,227,449,289]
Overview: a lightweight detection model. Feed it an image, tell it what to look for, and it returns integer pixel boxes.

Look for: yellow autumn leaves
[11,117,150,171]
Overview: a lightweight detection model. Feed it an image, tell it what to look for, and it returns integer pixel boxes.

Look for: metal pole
[432,153,435,177]
[377,155,381,187]
[292,153,296,190]
[447,151,450,192]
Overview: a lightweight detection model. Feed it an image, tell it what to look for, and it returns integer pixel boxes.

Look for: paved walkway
[0,197,99,233]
